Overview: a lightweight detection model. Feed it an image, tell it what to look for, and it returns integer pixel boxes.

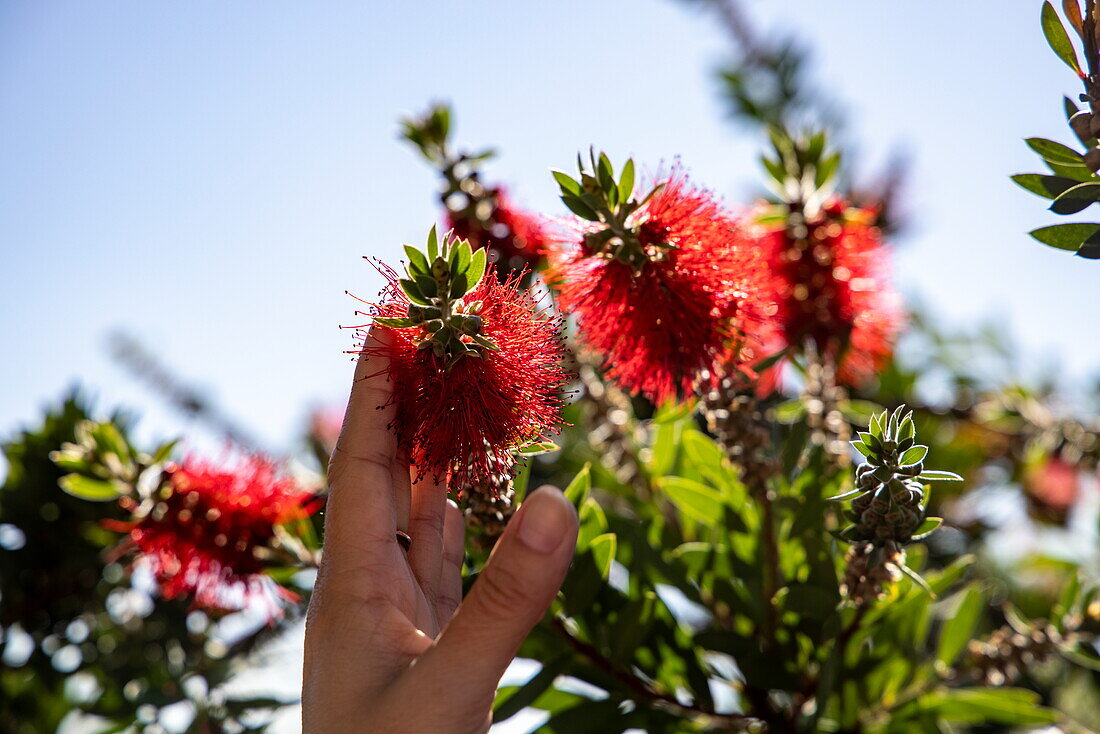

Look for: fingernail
[517,487,572,554]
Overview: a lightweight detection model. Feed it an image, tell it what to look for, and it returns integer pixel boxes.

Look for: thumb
[409,486,577,703]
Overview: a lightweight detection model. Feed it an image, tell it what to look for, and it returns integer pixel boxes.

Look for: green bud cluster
[552,150,668,273]
[375,226,496,370]
[831,406,961,548]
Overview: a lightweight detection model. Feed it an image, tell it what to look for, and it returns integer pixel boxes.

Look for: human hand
[303,329,578,733]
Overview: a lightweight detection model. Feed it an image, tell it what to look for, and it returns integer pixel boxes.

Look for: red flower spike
[121,456,317,617]
[760,198,904,386]
[547,173,773,404]
[356,258,568,487]
[446,188,550,270]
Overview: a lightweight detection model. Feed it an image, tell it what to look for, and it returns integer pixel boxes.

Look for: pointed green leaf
[564,463,591,507]
[1050,181,1100,214]
[515,440,559,456]
[426,225,439,261]
[1026,137,1086,164]
[917,470,963,482]
[1042,1,1083,73]
[618,158,635,203]
[448,271,469,299]
[403,245,430,276]
[1012,173,1080,199]
[588,533,616,579]
[1030,222,1100,251]
[900,445,928,465]
[596,152,615,193]
[937,586,986,667]
[552,169,582,196]
[399,278,432,306]
[851,440,872,458]
[911,516,943,540]
[826,487,865,502]
[374,316,419,328]
[466,247,488,289]
[60,474,122,502]
[561,194,599,221]
[448,238,472,276]
[656,477,723,525]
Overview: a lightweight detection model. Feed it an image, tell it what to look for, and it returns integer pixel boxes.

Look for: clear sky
[1,0,1096,457]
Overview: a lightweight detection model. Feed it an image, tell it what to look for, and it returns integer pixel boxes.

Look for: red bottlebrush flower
[357,239,567,486]
[117,456,316,615]
[1026,455,1081,518]
[446,188,550,270]
[759,197,903,385]
[546,174,772,404]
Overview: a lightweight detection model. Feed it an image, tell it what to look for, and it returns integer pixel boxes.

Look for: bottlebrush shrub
[107,456,318,615]
[355,227,567,486]
[545,152,772,404]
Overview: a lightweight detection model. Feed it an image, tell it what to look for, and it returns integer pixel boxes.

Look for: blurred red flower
[1026,455,1081,516]
[546,175,772,404]
[114,457,316,616]
[362,267,567,485]
[758,197,903,386]
[446,188,550,271]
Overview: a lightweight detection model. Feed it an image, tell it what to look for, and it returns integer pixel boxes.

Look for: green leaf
[59,474,122,502]
[916,470,963,482]
[1042,1,1082,73]
[564,463,591,507]
[1050,181,1100,214]
[588,533,616,579]
[403,245,430,276]
[551,169,582,196]
[936,585,984,667]
[618,158,635,203]
[923,687,1058,725]
[426,224,439,261]
[561,195,600,221]
[596,152,615,194]
[911,517,943,540]
[448,238,472,276]
[1026,137,1086,165]
[448,271,470,299]
[516,440,559,456]
[398,278,431,306]
[826,487,865,502]
[1011,173,1079,199]
[413,274,439,299]
[815,151,841,188]
[1029,222,1100,251]
[656,477,723,525]
[774,398,807,424]
[373,316,419,328]
[466,247,488,290]
[900,445,928,465]
[851,440,872,458]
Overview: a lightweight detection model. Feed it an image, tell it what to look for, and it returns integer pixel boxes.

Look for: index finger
[325,326,402,549]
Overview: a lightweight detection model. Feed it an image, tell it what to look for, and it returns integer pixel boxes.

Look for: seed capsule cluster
[833,406,960,548]
[959,623,1061,687]
[460,472,516,550]
[698,371,779,490]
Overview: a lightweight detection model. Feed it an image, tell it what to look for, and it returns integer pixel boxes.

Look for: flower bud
[1071,111,1095,143]
[1085,148,1100,173]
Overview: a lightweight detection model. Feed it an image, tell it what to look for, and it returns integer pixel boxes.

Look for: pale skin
[303,328,579,733]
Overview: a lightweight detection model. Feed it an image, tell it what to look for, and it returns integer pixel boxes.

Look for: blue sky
[1,0,1096,457]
